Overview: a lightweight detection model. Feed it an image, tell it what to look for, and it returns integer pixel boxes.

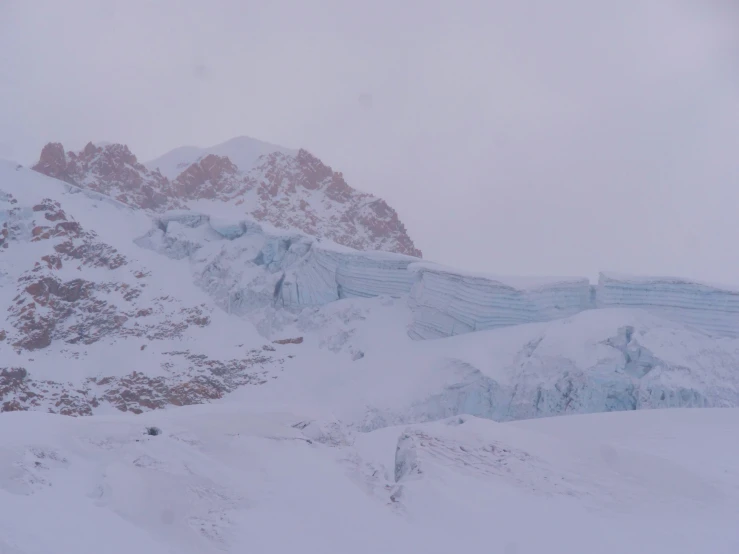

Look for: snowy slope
[0,406,737,554]
[4,153,739,552]
[0,161,285,414]
[144,136,296,179]
[6,158,739,423]
[225,300,739,429]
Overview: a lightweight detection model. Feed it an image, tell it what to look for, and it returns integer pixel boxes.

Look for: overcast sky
[2,0,739,282]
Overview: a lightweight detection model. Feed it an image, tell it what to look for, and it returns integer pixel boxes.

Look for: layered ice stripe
[278,248,417,307]
[597,272,739,337]
[408,263,592,340]
[335,254,416,299]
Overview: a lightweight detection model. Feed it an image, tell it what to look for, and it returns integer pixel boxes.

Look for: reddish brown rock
[32,141,421,256]
[32,142,178,211]
[245,150,422,256]
[32,143,73,184]
[172,154,242,199]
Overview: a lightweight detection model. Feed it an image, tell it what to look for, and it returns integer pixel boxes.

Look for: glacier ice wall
[136,211,417,316]
[135,212,739,342]
[597,272,739,338]
[277,248,416,308]
[407,264,594,340]
[351,312,739,432]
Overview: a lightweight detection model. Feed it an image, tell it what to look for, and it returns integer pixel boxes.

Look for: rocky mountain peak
[31,139,422,257]
[32,142,177,211]
[248,150,422,256]
[172,154,242,199]
[34,142,71,183]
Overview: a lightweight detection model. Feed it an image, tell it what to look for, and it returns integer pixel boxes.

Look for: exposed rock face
[32,143,72,183]
[32,142,421,257]
[244,150,421,257]
[33,142,178,210]
[3,196,210,351]
[0,185,283,416]
[0,349,273,416]
[172,154,242,199]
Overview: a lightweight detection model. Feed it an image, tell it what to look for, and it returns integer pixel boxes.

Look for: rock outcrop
[33,141,421,257]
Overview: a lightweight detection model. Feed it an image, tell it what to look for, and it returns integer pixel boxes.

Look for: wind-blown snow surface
[144,136,296,179]
[1,406,737,554]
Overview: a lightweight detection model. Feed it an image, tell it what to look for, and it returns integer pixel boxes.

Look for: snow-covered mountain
[0,161,285,415]
[32,142,176,211]
[32,140,421,256]
[4,149,739,551]
[5,157,739,421]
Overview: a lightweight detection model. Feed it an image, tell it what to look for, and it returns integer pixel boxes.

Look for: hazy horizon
[2,0,738,283]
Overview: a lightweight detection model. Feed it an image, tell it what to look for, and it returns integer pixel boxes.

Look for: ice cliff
[135,212,596,338]
[135,212,418,316]
[407,264,594,340]
[597,272,739,338]
[135,213,739,341]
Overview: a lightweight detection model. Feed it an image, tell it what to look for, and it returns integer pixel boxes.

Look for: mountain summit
[32,139,422,257]
[33,141,175,211]
[144,135,295,179]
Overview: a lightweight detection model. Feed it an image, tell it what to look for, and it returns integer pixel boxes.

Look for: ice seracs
[135,210,418,314]
[136,207,739,344]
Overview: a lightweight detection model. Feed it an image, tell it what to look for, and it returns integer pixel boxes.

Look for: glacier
[407,263,594,339]
[136,211,418,316]
[597,272,739,338]
[265,301,739,434]
[135,212,598,338]
[135,211,739,342]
